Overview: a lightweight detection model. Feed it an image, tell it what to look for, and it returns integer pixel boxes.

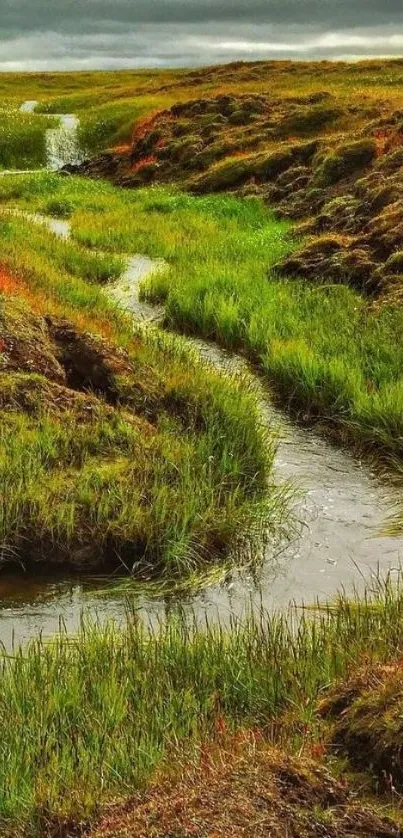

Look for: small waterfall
[45,115,82,171]
[19,100,39,114]
[19,101,83,172]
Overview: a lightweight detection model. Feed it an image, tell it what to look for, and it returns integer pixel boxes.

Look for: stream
[0,103,402,649]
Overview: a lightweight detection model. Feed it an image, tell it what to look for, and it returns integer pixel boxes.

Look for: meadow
[2,60,403,835]
[2,58,403,155]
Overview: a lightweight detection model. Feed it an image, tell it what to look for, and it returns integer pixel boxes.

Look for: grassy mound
[0,208,279,573]
[74,90,350,189]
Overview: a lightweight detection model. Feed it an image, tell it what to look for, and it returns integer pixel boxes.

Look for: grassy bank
[0,580,402,833]
[0,176,284,573]
[0,107,56,170]
[37,95,168,153]
[4,173,403,465]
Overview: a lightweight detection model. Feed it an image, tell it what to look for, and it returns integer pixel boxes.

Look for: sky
[0,0,402,71]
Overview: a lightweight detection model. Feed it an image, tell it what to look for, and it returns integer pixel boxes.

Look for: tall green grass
[0,187,284,574]
[0,213,124,284]
[6,176,403,463]
[0,108,57,170]
[0,391,278,574]
[0,580,402,832]
[26,179,401,463]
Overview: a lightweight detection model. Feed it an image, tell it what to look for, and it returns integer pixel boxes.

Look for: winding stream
[0,104,402,649]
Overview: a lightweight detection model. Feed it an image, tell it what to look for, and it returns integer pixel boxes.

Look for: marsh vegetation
[5,172,403,470]
[2,60,403,836]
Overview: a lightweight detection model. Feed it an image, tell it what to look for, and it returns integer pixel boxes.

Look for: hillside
[64,60,403,307]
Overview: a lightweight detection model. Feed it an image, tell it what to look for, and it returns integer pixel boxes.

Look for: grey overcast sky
[0,0,402,70]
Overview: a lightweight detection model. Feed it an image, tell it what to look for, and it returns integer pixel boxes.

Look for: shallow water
[1,335,402,649]
[1,129,403,648]
[107,255,166,322]
[194,341,403,603]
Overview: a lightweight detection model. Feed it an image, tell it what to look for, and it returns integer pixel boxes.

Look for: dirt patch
[88,740,399,838]
[0,295,66,384]
[0,293,145,409]
[47,317,134,403]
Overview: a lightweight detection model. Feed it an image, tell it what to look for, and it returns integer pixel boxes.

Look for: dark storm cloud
[0,0,402,70]
[1,0,402,31]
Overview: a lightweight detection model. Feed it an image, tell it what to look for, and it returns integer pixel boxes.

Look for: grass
[2,60,403,115]
[0,213,125,284]
[1,58,402,162]
[37,95,168,153]
[0,107,57,170]
[0,579,402,833]
[1,62,403,834]
[0,174,287,574]
[77,97,168,153]
[5,173,403,465]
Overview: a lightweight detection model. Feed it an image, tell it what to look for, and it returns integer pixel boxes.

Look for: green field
[0,173,288,576]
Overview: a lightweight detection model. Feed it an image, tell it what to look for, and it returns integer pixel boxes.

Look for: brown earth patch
[86,739,400,838]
